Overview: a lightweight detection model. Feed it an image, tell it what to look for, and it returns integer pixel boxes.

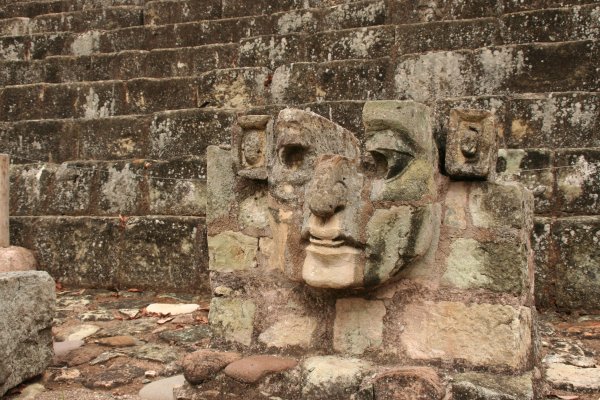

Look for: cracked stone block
[208,231,258,272]
[333,298,386,355]
[209,297,256,346]
[0,271,55,397]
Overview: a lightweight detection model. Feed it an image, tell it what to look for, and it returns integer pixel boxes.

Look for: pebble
[94,335,139,347]
[139,374,186,400]
[182,349,241,384]
[89,351,125,365]
[53,340,84,357]
[223,355,298,383]
[83,365,145,389]
[146,303,199,316]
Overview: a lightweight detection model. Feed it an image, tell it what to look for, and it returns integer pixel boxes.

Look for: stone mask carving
[267,101,440,289]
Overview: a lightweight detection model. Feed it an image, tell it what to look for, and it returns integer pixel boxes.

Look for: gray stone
[207,146,235,225]
[0,271,55,397]
[401,301,532,369]
[302,356,371,399]
[258,315,317,349]
[333,298,386,355]
[159,326,211,343]
[139,374,186,400]
[452,372,534,400]
[83,365,145,389]
[545,363,600,391]
[207,231,258,272]
[209,297,256,346]
[123,343,180,363]
[53,340,84,358]
[181,349,241,385]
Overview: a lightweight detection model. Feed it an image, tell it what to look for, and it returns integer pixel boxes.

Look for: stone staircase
[0,0,598,309]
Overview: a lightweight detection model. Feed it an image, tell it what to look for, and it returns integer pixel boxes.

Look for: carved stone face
[267,101,440,289]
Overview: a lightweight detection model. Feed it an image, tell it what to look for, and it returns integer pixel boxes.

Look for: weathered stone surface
[545,363,600,391]
[496,149,555,214]
[441,237,528,294]
[357,367,444,400]
[401,302,532,369]
[552,217,600,310]
[452,372,534,400]
[206,146,235,225]
[302,356,371,399]
[223,355,298,383]
[181,349,241,385]
[83,365,145,389]
[258,315,317,349]
[310,26,394,62]
[139,374,186,400]
[333,298,386,355]
[555,149,600,214]
[94,335,138,347]
[145,0,220,25]
[208,231,258,272]
[209,297,256,346]
[0,245,37,272]
[0,271,55,397]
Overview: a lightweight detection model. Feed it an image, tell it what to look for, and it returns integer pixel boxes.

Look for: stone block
[309,26,394,62]
[149,109,235,159]
[74,115,150,160]
[0,271,55,397]
[209,297,256,346]
[356,367,445,400]
[443,182,468,229]
[148,157,207,215]
[552,217,600,310]
[118,216,207,293]
[273,9,321,35]
[496,149,554,214]
[144,0,221,25]
[302,101,366,140]
[10,163,56,216]
[506,93,599,148]
[502,5,600,44]
[333,298,386,355]
[206,146,235,225]
[452,372,534,400]
[239,34,308,68]
[316,59,390,102]
[555,149,600,214]
[0,59,44,86]
[391,0,500,23]
[545,363,600,392]
[126,77,197,114]
[320,0,386,30]
[401,302,533,369]
[197,68,271,109]
[468,181,532,230]
[396,18,500,56]
[532,218,553,308]
[208,231,258,272]
[258,315,318,349]
[445,109,498,179]
[302,356,371,399]
[237,192,270,234]
[30,7,143,34]
[96,161,144,215]
[441,237,528,294]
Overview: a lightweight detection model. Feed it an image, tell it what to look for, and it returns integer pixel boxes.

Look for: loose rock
[223,355,298,383]
[181,349,241,384]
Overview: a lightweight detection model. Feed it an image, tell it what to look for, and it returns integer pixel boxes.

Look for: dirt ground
[3,287,600,399]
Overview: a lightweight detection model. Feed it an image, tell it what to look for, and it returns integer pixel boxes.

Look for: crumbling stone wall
[0,0,598,309]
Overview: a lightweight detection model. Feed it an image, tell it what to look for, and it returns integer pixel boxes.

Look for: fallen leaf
[127,288,143,293]
[548,394,579,399]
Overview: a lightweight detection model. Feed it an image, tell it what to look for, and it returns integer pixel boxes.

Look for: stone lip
[223,355,298,383]
[182,349,241,385]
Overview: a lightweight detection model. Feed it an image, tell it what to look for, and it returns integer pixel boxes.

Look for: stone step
[0,14,271,61]
[0,67,271,121]
[0,0,143,19]
[9,157,208,217]
[144,0,222,25]
[0,108,235,163]
[10,215,208,292]
[0,6,143,37]
[0,43,238,85]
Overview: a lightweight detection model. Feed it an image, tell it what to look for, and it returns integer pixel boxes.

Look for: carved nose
[307,158,348,219]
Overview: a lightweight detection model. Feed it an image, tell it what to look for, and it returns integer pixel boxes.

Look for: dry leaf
[157,317,174,325]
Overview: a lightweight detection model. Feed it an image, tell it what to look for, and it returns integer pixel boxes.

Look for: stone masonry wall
[0,0,598,308]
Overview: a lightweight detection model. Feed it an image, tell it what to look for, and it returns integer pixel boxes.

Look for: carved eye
[279,144,307,169]
[370,149,413,180]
